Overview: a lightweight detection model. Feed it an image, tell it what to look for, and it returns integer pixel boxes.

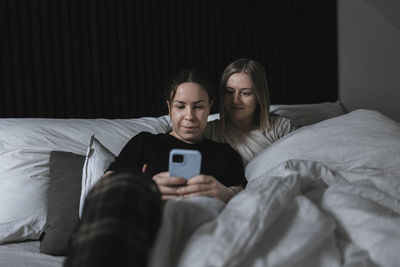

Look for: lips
[230,106,244,110]
[181,125,199,130]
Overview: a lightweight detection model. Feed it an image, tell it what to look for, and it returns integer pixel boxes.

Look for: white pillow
[0,158,48,244]
[246,109,400,182]
[270,101,346,128]
[0,116,170,243]
[79,135,116,217]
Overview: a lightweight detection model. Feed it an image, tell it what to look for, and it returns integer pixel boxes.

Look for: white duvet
[150,110,400,267]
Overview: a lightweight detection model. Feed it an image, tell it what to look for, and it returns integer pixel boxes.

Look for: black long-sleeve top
[107,132,246,187]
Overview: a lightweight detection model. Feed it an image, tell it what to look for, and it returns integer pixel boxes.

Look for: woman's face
[168,82,212,144]
[224,72,257,126]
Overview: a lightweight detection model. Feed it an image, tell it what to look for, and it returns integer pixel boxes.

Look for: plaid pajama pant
[64,172,163,267]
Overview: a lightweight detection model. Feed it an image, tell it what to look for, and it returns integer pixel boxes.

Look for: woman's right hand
[152,172,187,201]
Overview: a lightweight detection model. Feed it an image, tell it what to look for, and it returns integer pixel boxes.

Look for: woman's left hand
[176,175,234,203]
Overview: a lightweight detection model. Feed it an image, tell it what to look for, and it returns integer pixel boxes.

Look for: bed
[1,102,399,267]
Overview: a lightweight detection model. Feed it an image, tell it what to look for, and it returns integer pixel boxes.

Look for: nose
[232,92,241,105]
[184,106,194,120]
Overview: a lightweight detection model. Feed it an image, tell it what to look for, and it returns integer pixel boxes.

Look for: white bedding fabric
[79,135,116,218]
[246,109,400,180]
[149,160,399,267]
[1,109,399,266]
[148,109,400,267]
[0,241,64,267]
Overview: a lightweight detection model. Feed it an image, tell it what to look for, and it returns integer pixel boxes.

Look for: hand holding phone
[169,149,202,180]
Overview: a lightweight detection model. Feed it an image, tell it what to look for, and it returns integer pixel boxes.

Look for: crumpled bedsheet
[149,159,400,267]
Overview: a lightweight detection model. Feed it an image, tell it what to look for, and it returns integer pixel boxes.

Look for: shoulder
[269,115,294,131]
[208,140,245,172]
[136,131,168,138]
[127,131,165,144]
[269,115,291,127]
[131,131,155,140]
[203,138,242,160]
[265,115,295,139]
[203,137,227,148]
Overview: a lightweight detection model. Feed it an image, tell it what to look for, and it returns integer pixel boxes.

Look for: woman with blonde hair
[205,58,295,165]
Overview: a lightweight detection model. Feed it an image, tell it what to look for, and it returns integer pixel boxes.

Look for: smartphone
[169,149,202,180]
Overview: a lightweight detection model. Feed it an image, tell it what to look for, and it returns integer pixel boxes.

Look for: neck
[229,118,255,133]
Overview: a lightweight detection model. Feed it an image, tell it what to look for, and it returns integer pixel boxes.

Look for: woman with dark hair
[65,70,246,267]
[205,58,295,165]
[105,69,245,201]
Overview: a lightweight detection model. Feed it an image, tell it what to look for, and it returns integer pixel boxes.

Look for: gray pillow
[270,101,346,128]
[40,151,85,256]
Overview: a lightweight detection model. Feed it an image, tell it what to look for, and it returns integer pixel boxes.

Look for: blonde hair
[219,58,271,130]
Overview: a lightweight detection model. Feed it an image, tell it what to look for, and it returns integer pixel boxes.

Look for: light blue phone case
[169,149,202,179]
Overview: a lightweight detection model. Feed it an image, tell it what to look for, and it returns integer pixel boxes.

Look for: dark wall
[0,0,337,118]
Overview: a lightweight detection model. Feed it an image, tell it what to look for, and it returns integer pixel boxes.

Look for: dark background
[0,0,337,118]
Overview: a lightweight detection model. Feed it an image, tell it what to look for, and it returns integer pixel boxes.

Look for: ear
[167,100,171,114]
[209,100,214,110]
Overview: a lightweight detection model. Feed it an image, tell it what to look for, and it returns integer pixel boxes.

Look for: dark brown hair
[165,69,214,103]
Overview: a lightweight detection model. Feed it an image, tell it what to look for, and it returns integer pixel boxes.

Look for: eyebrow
[173,100,207,104]
[225,87,252,90]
